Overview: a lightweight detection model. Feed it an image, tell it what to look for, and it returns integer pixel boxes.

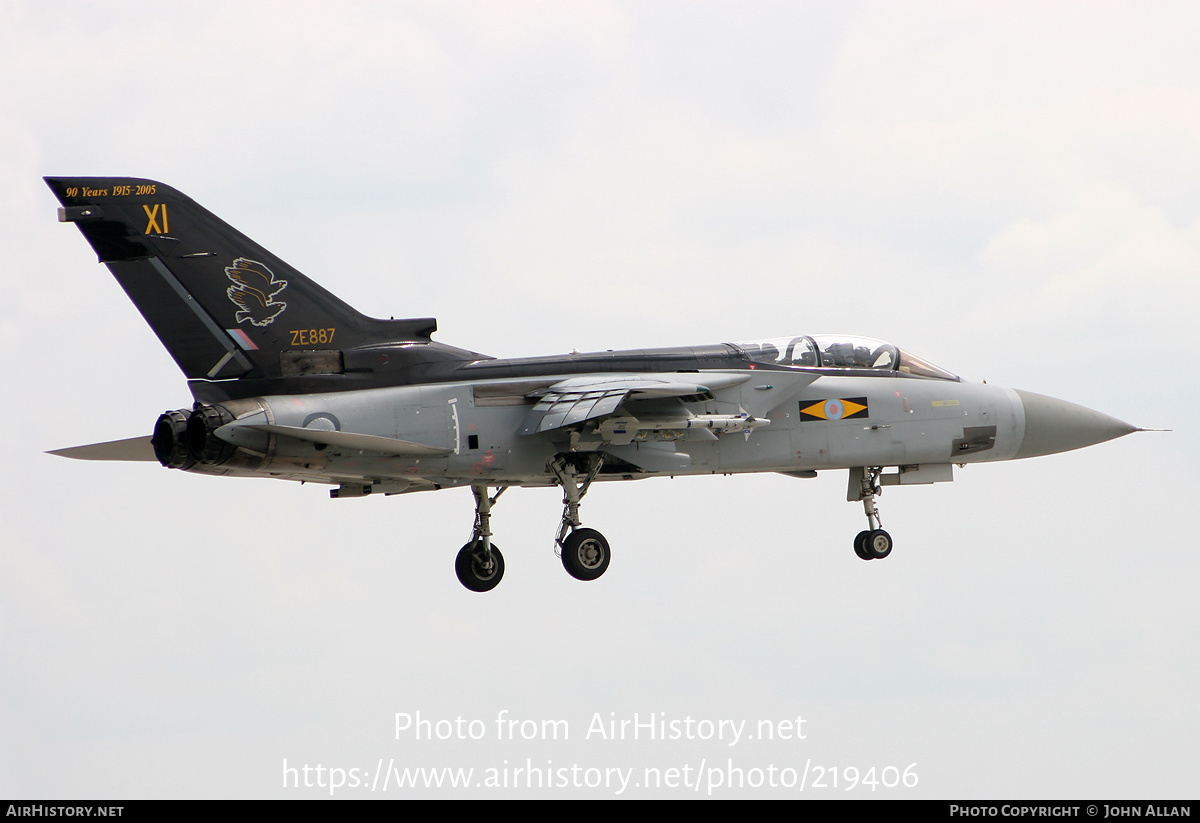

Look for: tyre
[560,528,610,581]
[864,529,892,560]
[455,542,505,592]
[853,530,872,560]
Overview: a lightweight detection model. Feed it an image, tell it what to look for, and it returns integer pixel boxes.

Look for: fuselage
[168,335,1085,494]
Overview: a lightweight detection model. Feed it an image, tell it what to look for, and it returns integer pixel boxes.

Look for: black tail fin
[45,177,443,387]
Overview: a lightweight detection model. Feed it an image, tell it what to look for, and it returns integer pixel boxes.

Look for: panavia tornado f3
[45,177,1145,592]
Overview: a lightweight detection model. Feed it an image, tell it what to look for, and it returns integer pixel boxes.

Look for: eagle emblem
[225,258,288,326]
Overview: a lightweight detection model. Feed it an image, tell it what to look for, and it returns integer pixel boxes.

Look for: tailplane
[46,177,474,398]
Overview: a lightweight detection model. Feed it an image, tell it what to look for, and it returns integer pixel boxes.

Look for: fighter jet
[45,177,1143,592]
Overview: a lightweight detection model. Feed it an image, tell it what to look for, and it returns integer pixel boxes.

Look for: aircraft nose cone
[1014,389,1138,459]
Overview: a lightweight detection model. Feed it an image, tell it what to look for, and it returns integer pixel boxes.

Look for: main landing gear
[454,454,611,592]
[455,485,508,592]
[551,455,610,582]
[851,467,893,561]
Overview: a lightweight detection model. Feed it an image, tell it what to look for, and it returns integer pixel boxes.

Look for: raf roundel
[799,397,869,422]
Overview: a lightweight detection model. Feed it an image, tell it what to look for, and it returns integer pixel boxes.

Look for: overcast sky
[2,0,1197,798]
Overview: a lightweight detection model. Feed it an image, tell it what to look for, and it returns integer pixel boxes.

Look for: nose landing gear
[850,467,893,561]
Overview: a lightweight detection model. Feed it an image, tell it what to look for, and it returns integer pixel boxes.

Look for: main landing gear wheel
[455,542,505,592]
[560,528,610,581]
[863,529,892,560]
[550,454,609,581]
[455,484,508,592]
[853,530,872,561]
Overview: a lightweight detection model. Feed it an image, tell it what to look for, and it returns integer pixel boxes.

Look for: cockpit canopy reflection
[733,334,960,381]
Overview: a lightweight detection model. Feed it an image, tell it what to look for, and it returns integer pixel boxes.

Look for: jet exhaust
[152,399,270,471]
[151,409,193,469]
[185,404,236,465]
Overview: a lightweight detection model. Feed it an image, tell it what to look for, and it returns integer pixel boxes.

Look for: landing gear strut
[453,455,613,590]
[850,467,892,561]
[455,485,508,592]
[551,454,611,581]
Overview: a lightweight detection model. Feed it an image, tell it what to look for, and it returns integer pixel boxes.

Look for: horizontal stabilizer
[48,437,156,462]
[241,424,452,456]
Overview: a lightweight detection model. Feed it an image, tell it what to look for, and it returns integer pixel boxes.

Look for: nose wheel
[853,530,871,559]
[860,529,892,559]
[850,467,894,561]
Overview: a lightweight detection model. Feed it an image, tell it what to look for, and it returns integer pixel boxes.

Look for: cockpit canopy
[734,334,959,381]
